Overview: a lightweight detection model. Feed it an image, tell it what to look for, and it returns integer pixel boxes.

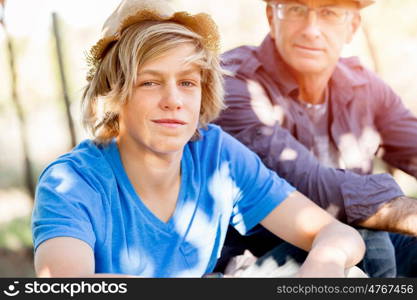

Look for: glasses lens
[275,3,349,24]
[318,7,348,24]
[277,4,307,21]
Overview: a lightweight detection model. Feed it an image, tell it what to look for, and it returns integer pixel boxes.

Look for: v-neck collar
[103,139,189,233]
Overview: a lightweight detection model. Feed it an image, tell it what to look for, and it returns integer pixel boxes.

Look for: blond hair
[82,21,225,143]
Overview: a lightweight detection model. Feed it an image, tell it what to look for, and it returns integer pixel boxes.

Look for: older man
[215,0,417,277]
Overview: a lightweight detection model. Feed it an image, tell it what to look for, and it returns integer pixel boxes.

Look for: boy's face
[118,43,202,156]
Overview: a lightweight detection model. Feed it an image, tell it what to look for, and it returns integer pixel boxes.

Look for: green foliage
[0,216,32,250]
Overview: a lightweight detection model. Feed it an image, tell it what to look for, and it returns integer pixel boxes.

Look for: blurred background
[0,0,416,276]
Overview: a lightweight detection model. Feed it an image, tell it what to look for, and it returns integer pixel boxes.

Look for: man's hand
[358,196,417,236]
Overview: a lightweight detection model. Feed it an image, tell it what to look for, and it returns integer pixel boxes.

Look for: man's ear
[266,4,276,39]
[346,12,361,44]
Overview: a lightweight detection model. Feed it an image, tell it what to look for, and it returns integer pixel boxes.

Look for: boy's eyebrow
[137,69,163,77]
[177,67,201,77]
[138,67,201,77]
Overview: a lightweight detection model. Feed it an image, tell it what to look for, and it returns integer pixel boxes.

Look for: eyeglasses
[272,3,352,25]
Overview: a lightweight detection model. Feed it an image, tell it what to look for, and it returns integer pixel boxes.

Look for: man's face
[118,43,202,156]
[267,0,361,76]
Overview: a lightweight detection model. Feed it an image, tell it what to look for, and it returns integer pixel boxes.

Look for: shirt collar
[255,35,299,97]
[330,57,369,104]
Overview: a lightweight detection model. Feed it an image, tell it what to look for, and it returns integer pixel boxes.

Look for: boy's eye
[180,81,196,87]
[140,81,157,87]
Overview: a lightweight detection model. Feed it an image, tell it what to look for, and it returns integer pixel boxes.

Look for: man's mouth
[294,44,324,53]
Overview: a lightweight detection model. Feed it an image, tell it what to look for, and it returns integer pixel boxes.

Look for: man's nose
[301,10,321,39]
[160,83,183,110]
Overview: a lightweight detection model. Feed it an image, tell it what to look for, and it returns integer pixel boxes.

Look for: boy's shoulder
[39,139,114,183]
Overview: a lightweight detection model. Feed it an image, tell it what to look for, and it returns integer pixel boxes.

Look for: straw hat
[87,0,220,80]
[352,0,375,8]
[262,0,375,9]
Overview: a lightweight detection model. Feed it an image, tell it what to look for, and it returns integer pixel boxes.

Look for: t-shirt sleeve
[219,129,296,235]
[32,162,100,251]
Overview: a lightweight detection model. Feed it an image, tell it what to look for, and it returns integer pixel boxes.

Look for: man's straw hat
[87,0,220,80]
[262,0,375,9]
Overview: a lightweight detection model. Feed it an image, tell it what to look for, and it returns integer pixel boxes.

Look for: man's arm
[355,72,417,235]
[373,74,417,179]
[214,74,407,230]
[261,191,365,277]
[358,196,417,236]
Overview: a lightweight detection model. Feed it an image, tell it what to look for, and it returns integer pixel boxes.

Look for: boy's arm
[34,237,135,278]
[261,191,365,277]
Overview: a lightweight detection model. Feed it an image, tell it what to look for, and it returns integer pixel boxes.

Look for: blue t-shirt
[32,124,295,277]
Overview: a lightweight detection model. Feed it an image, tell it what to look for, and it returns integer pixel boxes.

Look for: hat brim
[263,0,375,9]
[356,0,375,8]
[89,10,220,63]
